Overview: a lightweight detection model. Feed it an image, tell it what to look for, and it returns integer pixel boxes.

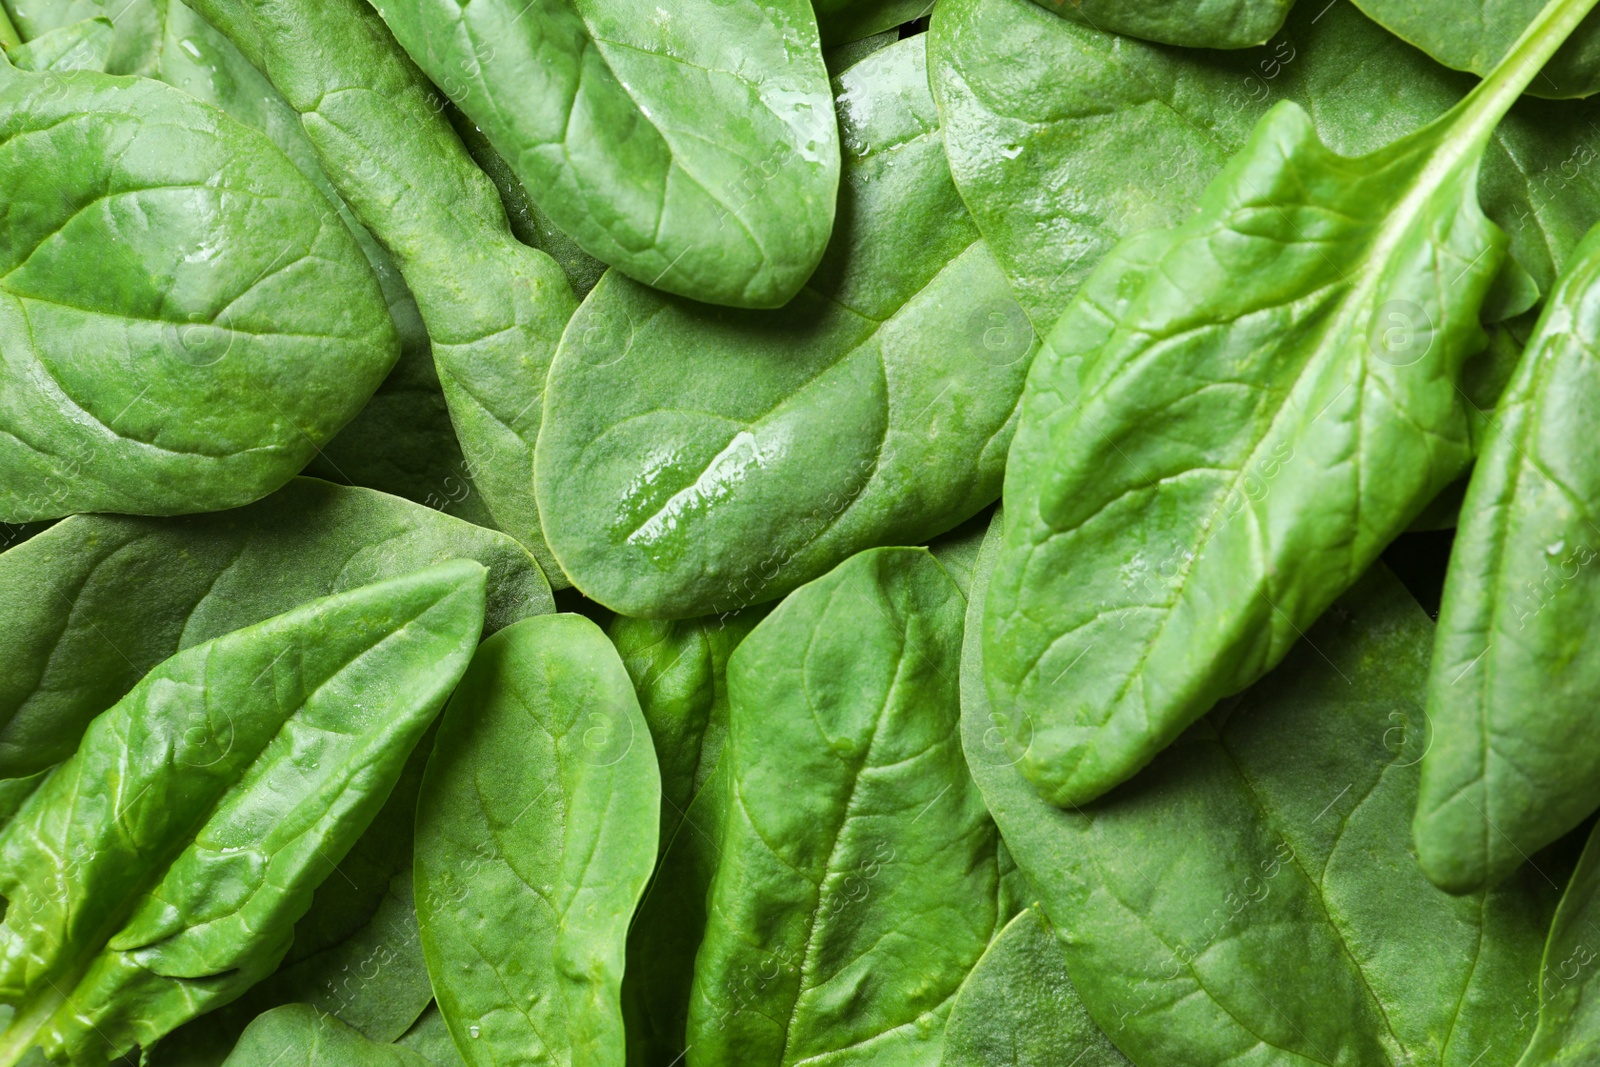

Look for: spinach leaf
[187,0,579,583]
[930,0,1600,338]
[609,608,768,851]
[1023,0,1292,50]
[6,16,112,71]
[151,725,442,1065]
[0,477,549,789]
[686,546,1001,1066]
[1,0,161,74]
[1353,0,1600,98]
[964,513,1567,1067]
[397,1007,466,1067]
[373,0,839,310]
[814,0,931,46]
[0,60,399,523]
[1516,822,1600,1065]
[220,1005,432,1067]
[928,509,996,599]
[981,0,1593,807]
[537,36,1036,618]
[940,907,1129,1067]
[414,614,659,1067]
[0,561,487,1065]
[1418,225,1600,891]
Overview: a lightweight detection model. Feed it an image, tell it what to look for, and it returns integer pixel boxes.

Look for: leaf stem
[0,5,19,51]
[1455,0,1600,139]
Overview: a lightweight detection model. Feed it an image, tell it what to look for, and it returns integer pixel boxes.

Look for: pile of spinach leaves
[2,0,1600,1063]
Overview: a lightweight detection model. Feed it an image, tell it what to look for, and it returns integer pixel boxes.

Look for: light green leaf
[930,0,1600,339]
[686,547,1001,1066]
[1419,224,1600,890]
[0,62,398,522]
[981,0,1593,807]
[5,17,112,71]
[220,1005,432,1067]
[940,907,1130,1067]
[964,513,1565,1067]
[1515,822,1600,1066]
[373,0,839,309]
[0,561,487,1065]
[1,0,161,74]
[0,477,549,787]
[1353,0,1600,98]
[187,0,579,582]
[537,36,1035,618]
[414,614,659,1067]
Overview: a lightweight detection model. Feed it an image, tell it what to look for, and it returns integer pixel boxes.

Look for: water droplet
[1548,539,1567,556]
[468,1025,480,1039]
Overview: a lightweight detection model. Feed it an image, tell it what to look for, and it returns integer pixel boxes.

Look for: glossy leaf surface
[415,614,659,1067]
[1353,0,1600,98]
[0,61,397,522]
[1419,225,1600,891]
[374,0,839,309]
[940,907,1130,1067]
[964,515,1565,1067]
[0,478,549,785]
[980,2,1587,806]
[0,561,487,1065]
[188,0,579,581]
[538,37,1035,618]
[930,0,1600,338]
[220,1005,432,1067]
[686,547,1001,1066]
[1024,0,1291,49]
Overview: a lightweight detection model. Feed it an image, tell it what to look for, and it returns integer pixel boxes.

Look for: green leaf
[0,560,487,1065]
[537,36,1036,618]
[0,477,549,788]
[372,0,839,310]
[608,608,768,852]
[396,1007,465,1067]
[414,614,659,1067]
[1515,822,1600,1066]
[927,509,996,600]
[980,0,1594,807]
[686,547,1002,1066]
[1023,0,1291,50]
[814,0,931,46]
[219,1005,432,1067]
[186,0,579,583]
[1353,0,1600,98]
[963,513,1566,1067]
[0,62,399,523]
[1418,224,1600,891]
[930,0,1600,338]
[940,907,1130,1067]
[1,0,162,74]
[5,17,112,71]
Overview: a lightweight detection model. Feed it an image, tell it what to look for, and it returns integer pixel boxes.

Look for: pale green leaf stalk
[185,0,579,584]
[1419,224,1600,891]
[983,0,1600,808]
[0,561,487,1065]
[414,614,659,1067]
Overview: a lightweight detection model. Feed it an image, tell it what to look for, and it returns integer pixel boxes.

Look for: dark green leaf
[373,0,839,309]
[1419,224,1600,890]
[219,1005,432,1067]
[0,478,549,786]
[537,36,1035,618]
[815,0,932,46]
[687,547,1002,1065]
[1515,822,1600,1065]
[187,0,579,582]
[0,561,487,1065]
[981,2,1586,806]
[964,514,1565,1067]
[396,1007,465,1067]
[0,62,398,522]
[940,907,1130,1067]
[1023,0,1290,50]
[414,614,659,1066]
